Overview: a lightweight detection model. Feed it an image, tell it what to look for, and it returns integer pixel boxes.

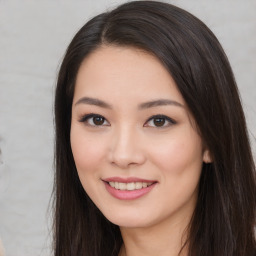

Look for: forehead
[74,45,185,106]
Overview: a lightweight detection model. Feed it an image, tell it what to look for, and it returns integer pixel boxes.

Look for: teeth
[135,182,142,189]
[109,181,115,187]
[142,182,147,188]
[127,182,135,190]
[108,181,153,190]
[114,182,119,189]
[119,183,126,190]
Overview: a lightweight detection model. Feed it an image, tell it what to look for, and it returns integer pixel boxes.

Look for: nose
[108,126,146,169]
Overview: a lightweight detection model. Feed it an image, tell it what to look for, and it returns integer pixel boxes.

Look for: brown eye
[145,115,176,128]
[153,118,166,127]
[79,114,109,127]
[93,116,105,125]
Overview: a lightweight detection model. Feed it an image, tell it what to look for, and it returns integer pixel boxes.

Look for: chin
[101,208,158,229]
[109,218,150,229]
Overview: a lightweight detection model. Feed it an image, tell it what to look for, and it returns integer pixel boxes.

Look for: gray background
[0,1,255,255]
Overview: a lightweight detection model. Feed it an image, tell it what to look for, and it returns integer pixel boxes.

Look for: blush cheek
[150,135,202,177]
[70,130,106,179]
[151,141,183,171]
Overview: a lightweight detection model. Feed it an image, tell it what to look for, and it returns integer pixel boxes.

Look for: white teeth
[142,182,147,188]
[114,182,119,189]
[108,181,153,190]
[119,183,126,190]
[135,182,143,189]
[127,182,135,190]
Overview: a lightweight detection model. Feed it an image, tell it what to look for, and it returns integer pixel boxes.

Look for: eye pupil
[93,116,104,125]
[153,118,165,127]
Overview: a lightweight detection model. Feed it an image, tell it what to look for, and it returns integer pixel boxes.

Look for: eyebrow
[74,97,112,109]
[138,99,184,109]
[74,97,184,109]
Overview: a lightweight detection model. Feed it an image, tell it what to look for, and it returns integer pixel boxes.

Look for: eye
[79,114,110,127]
[144,115,176,128]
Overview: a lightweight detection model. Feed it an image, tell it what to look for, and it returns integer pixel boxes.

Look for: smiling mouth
[102,177,158,200]
[103,179,157,200]
[107,181,154,191]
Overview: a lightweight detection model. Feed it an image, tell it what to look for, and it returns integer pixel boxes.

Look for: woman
[53,1,256,255]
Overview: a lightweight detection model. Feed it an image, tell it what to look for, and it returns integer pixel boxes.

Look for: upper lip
[103,176,157,183]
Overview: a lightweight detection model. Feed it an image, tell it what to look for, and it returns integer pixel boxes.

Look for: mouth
[102,177,158,200]
[107,181,154,191]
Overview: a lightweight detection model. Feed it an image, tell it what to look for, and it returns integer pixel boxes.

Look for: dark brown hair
[53,1,256,255]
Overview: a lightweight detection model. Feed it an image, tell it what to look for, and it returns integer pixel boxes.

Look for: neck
[119,214,191,256]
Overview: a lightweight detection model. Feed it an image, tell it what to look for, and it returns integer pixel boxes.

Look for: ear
[203,149,212,163]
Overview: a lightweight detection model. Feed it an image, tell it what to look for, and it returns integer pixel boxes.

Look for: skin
[70,45,211,256]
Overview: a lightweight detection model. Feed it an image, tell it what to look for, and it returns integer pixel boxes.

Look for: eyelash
[144,114,176,128]
[79,114,109,126]
[78,113,176,128]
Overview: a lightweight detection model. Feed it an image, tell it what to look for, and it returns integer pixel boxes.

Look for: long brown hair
[53,1,256,255]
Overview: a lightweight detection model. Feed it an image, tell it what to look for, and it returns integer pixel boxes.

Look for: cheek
[147,132,203,218]
[70,126,106,177]
[149,131,203,176]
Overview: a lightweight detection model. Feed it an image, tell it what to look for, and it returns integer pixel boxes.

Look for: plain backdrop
[0,1,255,255]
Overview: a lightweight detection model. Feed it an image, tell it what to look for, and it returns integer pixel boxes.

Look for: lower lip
[104,182,157,200]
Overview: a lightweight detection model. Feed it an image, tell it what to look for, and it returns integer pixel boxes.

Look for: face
[70,46,210,229]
